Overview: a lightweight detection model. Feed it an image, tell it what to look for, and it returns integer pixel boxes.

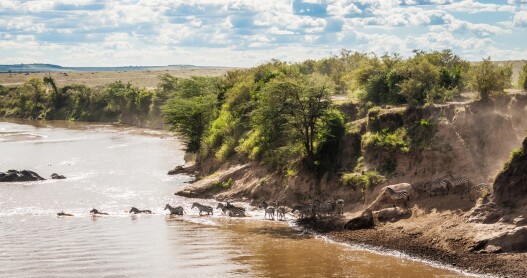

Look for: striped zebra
[129,207,152,214]
[258,201,275,220]
[426,179,450,197]
[292,204,312,219]
[322,198,337,216]
[383,187,410,207]
[191,202,213,215]
[276,207,286,221]
[469,183,490,201]
[451,177,470,196]
[336,199,344,215]
[225,202,246,217]
[90,208,109,215]
[164,204,184,215]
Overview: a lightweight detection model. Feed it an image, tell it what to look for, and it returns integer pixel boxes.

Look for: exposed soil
[326,210,527,278]
[174,96,527,277]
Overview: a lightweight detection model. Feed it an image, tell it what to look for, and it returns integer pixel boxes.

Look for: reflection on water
[0,120,467,277]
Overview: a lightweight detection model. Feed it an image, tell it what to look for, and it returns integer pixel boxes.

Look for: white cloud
[0,0,524,66]
[513,11,527,26]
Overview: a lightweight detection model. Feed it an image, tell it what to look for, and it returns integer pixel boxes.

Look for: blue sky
[0,0,526,67]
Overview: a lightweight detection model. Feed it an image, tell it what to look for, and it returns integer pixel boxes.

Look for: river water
[0,120,468,277]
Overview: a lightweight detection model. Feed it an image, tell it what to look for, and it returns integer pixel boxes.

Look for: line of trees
[0,49,520,175]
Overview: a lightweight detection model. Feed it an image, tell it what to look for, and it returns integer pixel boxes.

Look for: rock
[487,227,527,252]
[0,170,45,182]
[168,165,185,175]
[344,209,374,230]
[493,137,527,205]
[476,245,503,254]
[51,173,66,179]
[512,216,527,225]
[374,207,412,222]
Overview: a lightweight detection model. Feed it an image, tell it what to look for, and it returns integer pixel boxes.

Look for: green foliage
[519,60,527,91]
[362,128,409,154]
[209,178,234,191]
[504,148,525,170]
[0,76,163,126]
[315,109,346,173]
[162,76,220,152]
[349,50,468,106]
[341,171,386,191]
[469,58,512,101]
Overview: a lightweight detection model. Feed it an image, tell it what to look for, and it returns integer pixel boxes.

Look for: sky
[0,0,526,67]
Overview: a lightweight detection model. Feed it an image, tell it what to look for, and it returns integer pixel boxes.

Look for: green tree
[162,77,219,152]
[469,58,512,101]
[519,60,527,91]
[284,74,333,162]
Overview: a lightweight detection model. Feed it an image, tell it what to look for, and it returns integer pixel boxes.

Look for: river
[0,119,469,277]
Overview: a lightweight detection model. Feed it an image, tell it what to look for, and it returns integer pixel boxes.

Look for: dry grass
[0,68,233,89]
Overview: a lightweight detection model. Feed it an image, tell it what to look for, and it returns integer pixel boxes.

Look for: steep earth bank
[174,94,527,277]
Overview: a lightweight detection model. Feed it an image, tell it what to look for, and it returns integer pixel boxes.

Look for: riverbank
[297,210,527,278]
[174,160,527,277]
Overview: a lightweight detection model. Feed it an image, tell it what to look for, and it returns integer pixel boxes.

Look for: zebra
[90,208,109,215]
[164,204,184,215]
[57,211,74,217]
[225,202,246,217]
[258,201,275,220]
[291,204,310,218]
[129,207,152,214]
[311,200,323,217]
[451,177,470,197]
[276,206,286,221]
[426,179,450,197]
[383,187,410,207]
[323,198,337,216]
[468,183,490,201]
[191,202,213,215]
[336,199,344,215]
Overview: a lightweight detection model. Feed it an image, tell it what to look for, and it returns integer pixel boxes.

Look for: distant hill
[0,63,224,73]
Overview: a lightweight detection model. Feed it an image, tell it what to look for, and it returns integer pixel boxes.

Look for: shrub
[341,171,386,191]
[469,58,512,101]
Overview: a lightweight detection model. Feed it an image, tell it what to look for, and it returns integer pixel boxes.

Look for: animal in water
[129,207,152,214]
[164,204,185,215]
[90,208,109,215]
[216,203,228,214]
[191,202,214,215]
[336,199,345,215]
[258,201,275,220]
[383,187,410,207]
[57,211,73,217]
[225,202,246,217]
[276,206,286,221]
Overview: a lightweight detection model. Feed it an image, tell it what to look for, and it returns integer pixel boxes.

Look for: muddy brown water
[0,120,469,277]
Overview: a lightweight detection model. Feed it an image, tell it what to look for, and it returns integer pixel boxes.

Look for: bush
[341,171,386,191]
[469,58,512,101]
[519,60,527,91]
